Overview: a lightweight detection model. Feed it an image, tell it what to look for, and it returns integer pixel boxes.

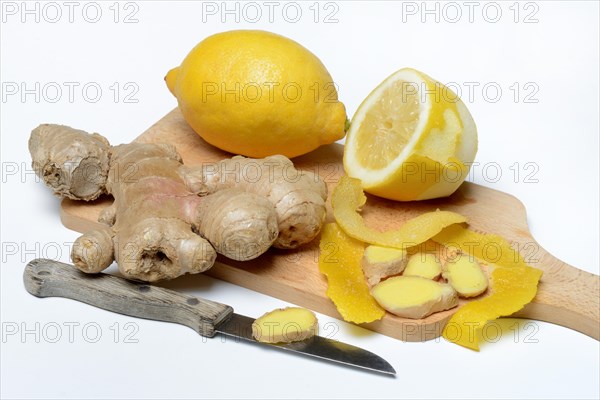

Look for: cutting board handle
[23,258,233,337]
[513,246,599,340]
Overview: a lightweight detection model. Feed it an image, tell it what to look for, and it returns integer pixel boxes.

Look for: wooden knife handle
[23,258,233,337]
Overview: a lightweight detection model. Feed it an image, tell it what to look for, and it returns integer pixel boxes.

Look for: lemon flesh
[166,30,347,158]
[344,68,477,201]
[356,79,422,169]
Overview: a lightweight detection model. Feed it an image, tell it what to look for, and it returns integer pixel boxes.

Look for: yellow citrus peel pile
[434,225,543,350]
[318,223,385,324]
[320,176,542,350]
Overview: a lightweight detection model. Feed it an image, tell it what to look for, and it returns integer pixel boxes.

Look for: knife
[23,259,395,375]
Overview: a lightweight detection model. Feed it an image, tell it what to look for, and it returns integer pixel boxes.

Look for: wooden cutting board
[60,109,599,342]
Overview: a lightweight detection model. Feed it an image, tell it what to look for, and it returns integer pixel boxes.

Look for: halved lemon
[343,68,478,201]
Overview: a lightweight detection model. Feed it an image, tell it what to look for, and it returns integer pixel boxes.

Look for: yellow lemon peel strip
[435,225,543,350]
[433,224,528,268]
[318,223,385,324]
[332,176,467,248]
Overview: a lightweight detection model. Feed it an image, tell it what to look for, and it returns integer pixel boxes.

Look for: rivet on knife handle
[23,258,233,337]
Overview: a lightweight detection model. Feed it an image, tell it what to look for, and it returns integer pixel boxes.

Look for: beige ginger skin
[29,124,327,281]
[180,155,328,249]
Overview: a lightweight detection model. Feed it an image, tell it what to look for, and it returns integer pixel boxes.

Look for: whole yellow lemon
[166,30,347,158]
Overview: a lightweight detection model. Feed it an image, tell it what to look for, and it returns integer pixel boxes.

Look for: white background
[1,1,599,399]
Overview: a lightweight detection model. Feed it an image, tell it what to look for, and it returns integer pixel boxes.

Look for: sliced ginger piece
[443,256,488,298]
[319,223,385,324]
[404,252,442,280]
[332,176,467,249]
[372,276,458,319]
[362,245,408,286]
[252,307,317,343]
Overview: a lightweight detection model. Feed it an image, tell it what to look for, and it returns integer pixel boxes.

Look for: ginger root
[362,245,408,286]
[404,252,442,280]
[181,155,327,249]
[29,124,327,281]
[442,256,488,298]
[252,307,318,343]
[371,276,458,319]
[29,124,110,201]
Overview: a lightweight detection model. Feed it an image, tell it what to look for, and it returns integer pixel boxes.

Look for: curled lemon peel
[435,225,543,350]
[332,176,467,248]
[433,224,528,268]
[318,223,385,324]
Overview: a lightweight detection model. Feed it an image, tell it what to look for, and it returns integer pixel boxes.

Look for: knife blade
[23,259,395,375]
